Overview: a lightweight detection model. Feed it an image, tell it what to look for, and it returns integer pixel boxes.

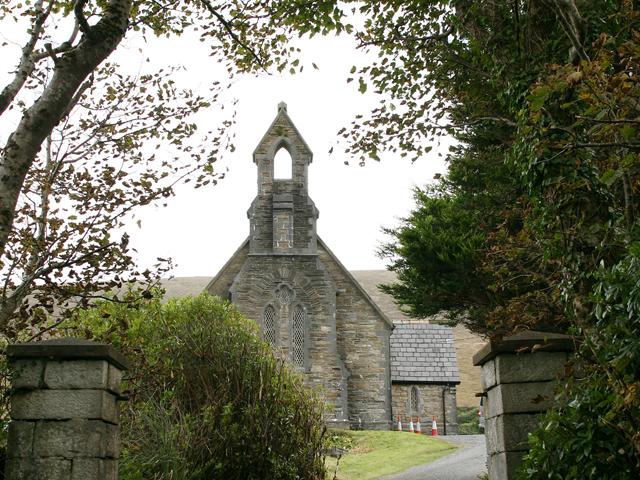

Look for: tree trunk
[0,0,133,258]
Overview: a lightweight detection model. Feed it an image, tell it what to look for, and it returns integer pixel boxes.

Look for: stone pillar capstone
[473,331,576,480]
[5,338,129,480]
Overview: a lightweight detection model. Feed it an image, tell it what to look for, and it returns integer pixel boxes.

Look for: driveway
[380,435,487,480]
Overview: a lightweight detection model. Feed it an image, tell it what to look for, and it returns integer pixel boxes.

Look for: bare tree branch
[61,74,95,119]
[199,0,267,70]
[568,142,640,149]
[74,0,94,39]
[33,22,80,61]
[576,115,640,125]
[545,0,589,62]
[0,0,53,116]
[44,43,60,65]
[0,0,133,260]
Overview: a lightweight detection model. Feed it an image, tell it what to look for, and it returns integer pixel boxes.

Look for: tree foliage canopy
[0,0,344,340]
[366,0,638,336]
[347,0,639,474]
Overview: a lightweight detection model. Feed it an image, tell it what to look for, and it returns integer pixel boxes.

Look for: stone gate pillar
[5,338,129,480]
[473,331,576,480]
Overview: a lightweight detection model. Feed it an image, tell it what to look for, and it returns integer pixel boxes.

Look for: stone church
[204,103,460,430]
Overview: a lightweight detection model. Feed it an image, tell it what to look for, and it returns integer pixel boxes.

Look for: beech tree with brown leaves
[0,0,345,339]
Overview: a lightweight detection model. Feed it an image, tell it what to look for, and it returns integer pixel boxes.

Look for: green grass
[325,430,458,480]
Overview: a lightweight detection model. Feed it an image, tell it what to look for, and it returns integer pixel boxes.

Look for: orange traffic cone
[415,417,421,434]
[408,417,414,433]
[397,416,402,432]
[431,417,438,436]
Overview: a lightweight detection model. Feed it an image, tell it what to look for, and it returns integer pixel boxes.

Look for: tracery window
[292,305,306,367]
[263,305,276,347]
[410,386,420,415]
[276,284,294,305]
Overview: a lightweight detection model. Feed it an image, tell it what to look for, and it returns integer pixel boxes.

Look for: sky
[1,16,451,278]
[123,33,451,277]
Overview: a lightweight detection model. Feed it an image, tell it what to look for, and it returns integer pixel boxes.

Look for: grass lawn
[325,430,458,480]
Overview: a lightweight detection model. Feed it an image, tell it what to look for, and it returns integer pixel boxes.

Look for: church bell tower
[248,102,319,256]
[206,103,394,429]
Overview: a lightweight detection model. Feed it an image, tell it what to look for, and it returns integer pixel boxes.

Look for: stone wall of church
[206,242,249,300]
[208,105,393,431]
[229,255,350,427]
[317,244,392,430]
[391,384,458,434]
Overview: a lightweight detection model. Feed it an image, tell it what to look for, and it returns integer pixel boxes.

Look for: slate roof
[390,323,460,384]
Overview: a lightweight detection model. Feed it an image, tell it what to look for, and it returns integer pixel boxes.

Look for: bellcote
[253,102,313,195]
[248,103,319,256]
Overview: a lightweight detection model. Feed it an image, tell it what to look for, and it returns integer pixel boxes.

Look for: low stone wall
[5,338,129,480]
[473,331,576,480]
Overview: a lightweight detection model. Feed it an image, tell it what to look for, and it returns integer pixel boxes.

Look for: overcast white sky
[124,33,451,277]
[1,19,451,278]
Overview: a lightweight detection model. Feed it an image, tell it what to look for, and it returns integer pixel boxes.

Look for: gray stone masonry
[391,384,458,434]
[5,338,129,480]
[473,331,577,480]
[208,104,393,430]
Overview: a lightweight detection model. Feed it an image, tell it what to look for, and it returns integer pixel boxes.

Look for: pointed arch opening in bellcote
[273,145,293,180]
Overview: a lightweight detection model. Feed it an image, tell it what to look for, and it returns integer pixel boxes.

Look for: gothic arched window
[410,386,420,415]
[263,305,276,347]
[273,147,293,179]
[291,305,306,367]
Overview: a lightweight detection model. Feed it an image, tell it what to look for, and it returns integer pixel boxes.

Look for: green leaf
[620,124,636,140]
[528,86,550,112]
[358,78,367,93]
[600,168,621,187]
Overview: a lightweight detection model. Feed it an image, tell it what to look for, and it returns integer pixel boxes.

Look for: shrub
[325,429,356,452]
[456,406,482,435]
[520,251,640,478]
[71,292,327,480]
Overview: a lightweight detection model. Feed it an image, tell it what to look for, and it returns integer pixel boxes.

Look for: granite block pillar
[5,339,129,480]
[473,331,576,480]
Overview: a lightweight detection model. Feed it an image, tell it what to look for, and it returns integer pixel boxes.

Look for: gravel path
[380,435,487,480]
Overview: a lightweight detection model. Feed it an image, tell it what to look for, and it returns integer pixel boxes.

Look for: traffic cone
[397,416,402,432]
[415,417,421,434]
[431,417,438,436]
[408,417,414,433]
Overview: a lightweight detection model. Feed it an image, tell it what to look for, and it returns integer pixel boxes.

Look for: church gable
[253,101,312,162]
[205,238,249,299]
[317,237,392,329]
[206,104,393,429]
